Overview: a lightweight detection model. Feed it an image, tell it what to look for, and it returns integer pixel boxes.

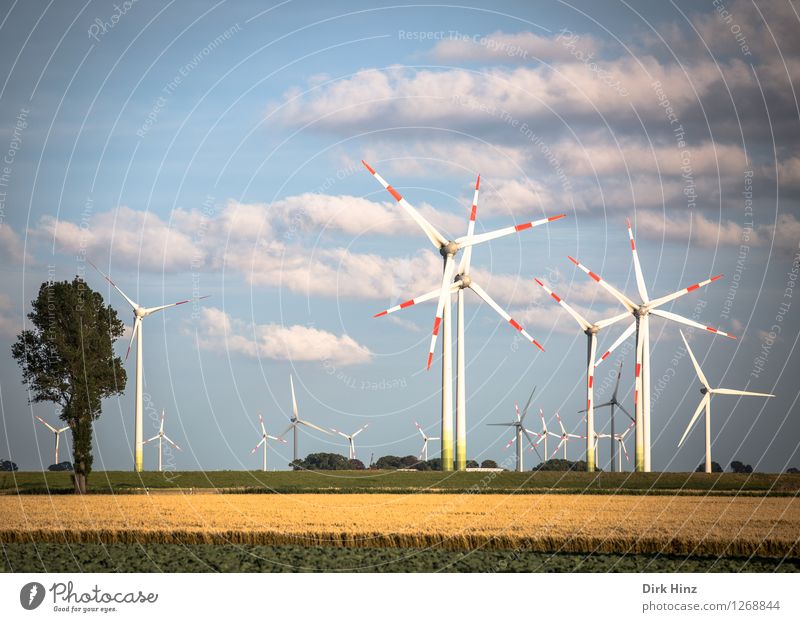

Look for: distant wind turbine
[251,414,286,471]
[35,417,69,465]
[331,424,370,460]
[280,375,333,462]
[143,409,182,472]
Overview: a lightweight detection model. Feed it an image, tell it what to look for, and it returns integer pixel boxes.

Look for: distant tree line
[289,454,501,471]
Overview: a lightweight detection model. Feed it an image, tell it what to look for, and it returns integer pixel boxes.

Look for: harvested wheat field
[2,494,799,558]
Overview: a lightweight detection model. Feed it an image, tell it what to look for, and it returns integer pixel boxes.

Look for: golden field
[2,493,798,558]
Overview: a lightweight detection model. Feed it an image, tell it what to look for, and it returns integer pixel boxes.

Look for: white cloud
[195,307,372,365]
[0,293,20,338]
[0,223,31,264]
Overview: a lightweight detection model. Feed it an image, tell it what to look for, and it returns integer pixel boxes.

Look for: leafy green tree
[12,277,126,493]
[466,460,479,468]
[730,460,753,473]
[696,462,723,473]
[480,459,498,469]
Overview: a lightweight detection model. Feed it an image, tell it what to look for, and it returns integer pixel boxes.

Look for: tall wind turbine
[88,261,207,472]
[366,164,562,470]
[568,219,734,472]
[331,424,370,460]
[415,421,440,461]
[548,413,581,460]
[613,422,635,472]
[677,331,774,473]
[35,417,70,465]
[280,375,334,462]
[251,414,286,472]
[577,360,633,471]
[487,386,540,472]
[143,409,182,472]
[533,278,628,471]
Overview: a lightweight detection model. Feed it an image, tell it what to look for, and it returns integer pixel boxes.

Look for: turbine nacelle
[440,241,460,257]
[455,274,472,288]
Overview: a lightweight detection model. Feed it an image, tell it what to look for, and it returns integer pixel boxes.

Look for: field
[3,470,800,496]
[2,493,799,559]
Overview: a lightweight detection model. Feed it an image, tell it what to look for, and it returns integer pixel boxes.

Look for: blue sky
[1,0,798,472]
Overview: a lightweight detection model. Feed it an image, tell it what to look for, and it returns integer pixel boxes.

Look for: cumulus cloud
[0,223,31,264]
[195,307,372,365]
[0,293,20,338]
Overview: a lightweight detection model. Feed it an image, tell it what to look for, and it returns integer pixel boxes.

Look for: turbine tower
[677,331,774,473]
[280,375,333,462]
[534,278,628,471]
[251,414,286,471]
[569,219,734,471]
[35,417,69,465]
[577,360,633,471]
[365,163,561,470]
[415,421,440,461]
[89,261,207,472]
[487,386,540,472]
[331,424,370,460]
[143,409,182,472]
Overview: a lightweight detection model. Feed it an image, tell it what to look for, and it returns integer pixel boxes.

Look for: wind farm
[2,1,798,585]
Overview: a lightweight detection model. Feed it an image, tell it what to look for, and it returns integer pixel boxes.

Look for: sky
[0,0,798,473]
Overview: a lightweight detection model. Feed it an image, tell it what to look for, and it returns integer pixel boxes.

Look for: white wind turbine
[577,360,633,471]
[88,260,207,472]
[365,163,562,471]
[612,422,635,472]
[35,417,70,465]
[569,219,734,472]
[415,421,440,461]
[526,408,551,462]
[534,278,628,472]
[677,330,774,473]
[143,409,182,472]
[331,423,370,460]
[280,375,334,463]
[487,387,541,472]
[251,414,286,472]
[548,413,581,460]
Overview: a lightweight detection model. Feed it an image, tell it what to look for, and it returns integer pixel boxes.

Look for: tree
[0,459,18,471]
[12,277,126,493]
[481,459,499,469]
[696,461,723,473]
[291,452,354,470]
[730,460,753,474]
[466,460,479,468]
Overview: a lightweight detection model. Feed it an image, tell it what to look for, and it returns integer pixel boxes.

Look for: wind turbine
[88,260,207,472]
[331,424,370,460]
[548,413,581,460]
[533,278,628,472]
[280,375,334,462]
[143,409,182,472]
[366,164,562,471]
[577,360,633,471]
[568,219,734,472]
[35,417,70,465]
[677,331,774,473]
[415,421,440,461]
[612,422,635,471]
[251,414,286,472]
[487,386,540,472]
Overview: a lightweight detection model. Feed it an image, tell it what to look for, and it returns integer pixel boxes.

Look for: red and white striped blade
[533,277,591,331]
[594,320,636,367]
[556,412,566,435]
[145,295,209,315]
[469,281,544,351]
[362,160,448,249]
[568,255,637,311]
[426,255,457,370]
[650,309,736,339]
[373,283,458,318]
[626,218,649,303]
[458,174,481,274]
[620,439,630,463]
[648,275,723,310]
[514,401,521,423]
[259,414,266,436]
[87,259,139,310]
[456,214,565,248]
[505,436,516,449]
[679,330,711,390]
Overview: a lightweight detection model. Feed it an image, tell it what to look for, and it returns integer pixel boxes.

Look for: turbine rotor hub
[456,274,472,288]
[134,307,146,318]
[440,241,459,257]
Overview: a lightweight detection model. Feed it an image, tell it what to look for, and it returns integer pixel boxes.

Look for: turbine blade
[163,435,182,451]
[568,255,637,311]
[679,330,711,390]
[594,311,632,330]
[87,259,138,309]
[651,309,736,339]
[362,160,447,249]
[35,416,57,433]
[352,423,369,438]
[556,413,566,436]
[521,386,536,420]
[458,174,480,274]
[415,421,427,440]
[290,375,299,419]
[469,281,544,351]
[595,321,636,367]
[259,414,267,436]
[533,278,591,331]
[617,403,634,422]
[648,275,723,310]
[279,423,294,438]
[426,255,457,370]
[373,285,448,318]
[125,316,141,362]
[299,419,335,435]
[57,426,70,433]
[626,218,649,303]
[146,295,209,315]
[144,435,160,444]
[678,394,710,447]
[712,388,775,398]
[251,438,265,453]
[456,214,565,248]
